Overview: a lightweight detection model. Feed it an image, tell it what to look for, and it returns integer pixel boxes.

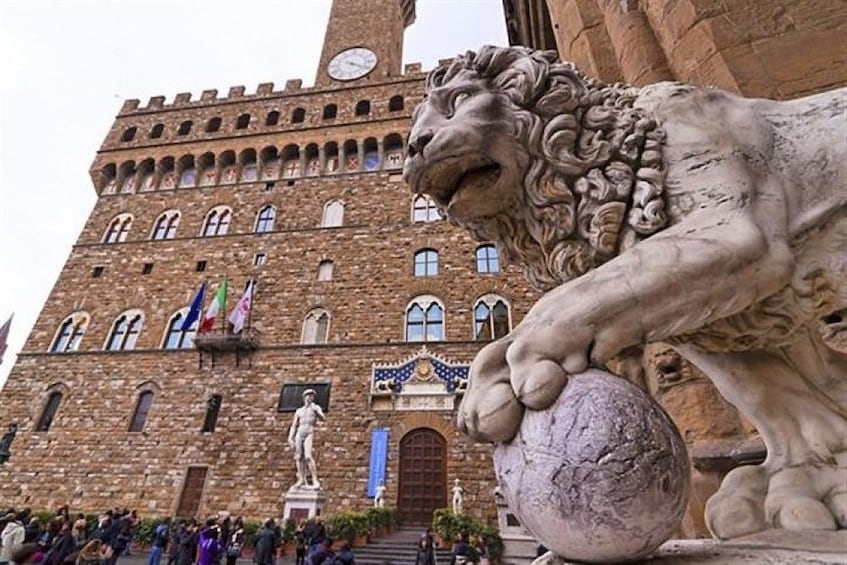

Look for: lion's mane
[427,46,668,291]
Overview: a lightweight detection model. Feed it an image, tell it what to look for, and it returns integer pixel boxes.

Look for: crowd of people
[0,509,355,565]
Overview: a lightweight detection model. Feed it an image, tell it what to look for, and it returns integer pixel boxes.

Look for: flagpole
[246,280,256,333]
[220,276,227,334]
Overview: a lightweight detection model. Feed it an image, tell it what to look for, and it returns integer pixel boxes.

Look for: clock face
[327,47,378,81]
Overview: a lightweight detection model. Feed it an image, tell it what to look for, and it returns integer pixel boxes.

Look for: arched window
[236,113,251,129]
[50,312,89,353]
[149,123,164,139]
[474,295,511,340]
[206,117,222,132]
[412,196,440,223]
[179,167,197,188]
[202,394,222,433]
[104,214,132,243]
[322,104,337,120]
[177,120,192,135]
[414,249,438,277]
[291,108,306,124]
[120,127,137,142]
[405,296,444,342]
[202,206,232,237]
[106,311,143,351]
[163,309,197,350]
[151,210,180,240]
[389,95,404,112]
[255,205,276,233]
[302,308,330,344]
[265,111,280,126]
[317,260,334,281]
[129,391,154,432]
[476,245,500,273]
[355,100,371,116]
[36,391,63,431]
[321,200,344,227]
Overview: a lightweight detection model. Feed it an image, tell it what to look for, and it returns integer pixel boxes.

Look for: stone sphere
[494,369,690,563]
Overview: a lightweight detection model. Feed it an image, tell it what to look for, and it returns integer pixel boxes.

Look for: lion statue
[403,45,847,540]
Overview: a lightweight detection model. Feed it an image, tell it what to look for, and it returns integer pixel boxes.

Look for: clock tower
[315,0,416,88]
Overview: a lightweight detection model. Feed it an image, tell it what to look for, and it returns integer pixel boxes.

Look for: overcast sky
[0,0,508,389]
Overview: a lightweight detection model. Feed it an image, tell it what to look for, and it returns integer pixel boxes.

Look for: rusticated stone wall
[528,0,847,98]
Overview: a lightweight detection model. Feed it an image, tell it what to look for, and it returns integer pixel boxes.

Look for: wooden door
[398,428,446,525]
[176,467,207,517]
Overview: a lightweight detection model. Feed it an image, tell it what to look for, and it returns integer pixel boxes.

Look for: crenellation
[228,85,246,98]
[256,82,275,95]
[404,62,422,74]
[174,92,192,104]
[147,96,166,110]
[285,78,303,91]
[201,89,218,101]
[121,99,140,113]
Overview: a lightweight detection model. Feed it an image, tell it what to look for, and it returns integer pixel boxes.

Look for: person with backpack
[1,511,28,565]
[147,519,170,565]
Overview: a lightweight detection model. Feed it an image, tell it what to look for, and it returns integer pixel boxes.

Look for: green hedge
[432,509,504,563]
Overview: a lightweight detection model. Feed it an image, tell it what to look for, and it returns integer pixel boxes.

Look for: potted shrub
[280,518,296,556]
[329,512,356,545]
[348,511,371,547]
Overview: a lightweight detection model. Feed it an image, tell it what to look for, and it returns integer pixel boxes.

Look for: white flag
[228,282,254,333]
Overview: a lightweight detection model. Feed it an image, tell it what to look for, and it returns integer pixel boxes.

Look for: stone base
[536,530,847,564]
[282,487,325,521]
[501,532,541,565]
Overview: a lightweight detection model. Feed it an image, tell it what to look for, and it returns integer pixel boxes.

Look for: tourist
[197,522,222,565]
[147,518,169,565]
[175,520,198,565]
[75,540,102,565]
[10,543,42,565]
[293,520,307,565]
[305,539,333,565]
[415,529,436,565]
[165,521,184,565]
[1,511,28,565]
[224,518,244,565]
[252,519,277,565]
[334,542,355,565]
[449,531,475,565]
[71,516,87,546]
[46,522,75,565]
[306,516,326,556]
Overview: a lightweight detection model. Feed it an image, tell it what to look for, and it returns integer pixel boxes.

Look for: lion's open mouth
[429,162,501,206]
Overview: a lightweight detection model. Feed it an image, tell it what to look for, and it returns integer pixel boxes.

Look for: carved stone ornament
[371,347,470,411]
[404,44,847,547]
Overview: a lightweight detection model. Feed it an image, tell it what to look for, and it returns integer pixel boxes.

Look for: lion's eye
[452,92,471,110]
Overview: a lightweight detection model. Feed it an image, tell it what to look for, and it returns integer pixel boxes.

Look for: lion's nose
[407,129,434,158]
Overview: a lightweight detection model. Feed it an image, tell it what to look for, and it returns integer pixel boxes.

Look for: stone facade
[0,0,538,525]
[505,0,847,97]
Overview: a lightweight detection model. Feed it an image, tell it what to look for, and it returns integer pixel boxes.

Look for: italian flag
[200,279,227,332]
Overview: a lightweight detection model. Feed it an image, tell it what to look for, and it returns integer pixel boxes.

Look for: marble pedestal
[282,487,325,521]
[496,496,540,564]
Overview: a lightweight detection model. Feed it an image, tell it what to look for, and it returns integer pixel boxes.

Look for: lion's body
[404,46,847,540]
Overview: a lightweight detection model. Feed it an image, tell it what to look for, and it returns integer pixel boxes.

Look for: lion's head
[403,45,668,291]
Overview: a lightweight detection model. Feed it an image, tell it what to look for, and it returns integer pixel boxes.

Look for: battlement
[116,61,440,116]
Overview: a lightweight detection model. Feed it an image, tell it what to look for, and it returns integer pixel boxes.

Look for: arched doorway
[398,428,447,525]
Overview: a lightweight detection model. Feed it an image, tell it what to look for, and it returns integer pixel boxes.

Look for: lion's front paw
[458,339,524,442]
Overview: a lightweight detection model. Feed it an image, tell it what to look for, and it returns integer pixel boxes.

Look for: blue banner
[367,428,389,497]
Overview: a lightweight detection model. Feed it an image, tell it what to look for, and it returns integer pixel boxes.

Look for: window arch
[302,308,330,344]
[414,249,438,277]
[163,308,197,350]
[474,295,511,340]
[291,108,306,123]
[321,200,344,227]
[129,390,154,432]
[405,296,444,342]
[476,244,500,273]
[255,205,276,233]
[202,206,232,237]
[389,95,404,111]
[50,312,89,353]
[322,104,337,120]
[151,210,180,240]
[265,110,280,126]
[120,127,137,142]
[236,113,251,129]
[206,117,222,133]
[317,260,334,281]
[104,214,132,243]
[36,391,63,432]
[149,123,165,139]
[412,195,440,223]
[355,100,371,116]
[177,120,192,135]
[202,394,222,433]
[105,310,143,351]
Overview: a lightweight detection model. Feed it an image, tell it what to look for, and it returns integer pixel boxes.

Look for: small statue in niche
[374,480,386,508]
[452,478,464,515]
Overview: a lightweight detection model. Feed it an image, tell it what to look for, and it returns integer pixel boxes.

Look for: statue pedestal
[282,487,325,521]
[496,498,539,564]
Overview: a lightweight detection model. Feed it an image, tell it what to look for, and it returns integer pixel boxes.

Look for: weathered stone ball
[494,369,690,563]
